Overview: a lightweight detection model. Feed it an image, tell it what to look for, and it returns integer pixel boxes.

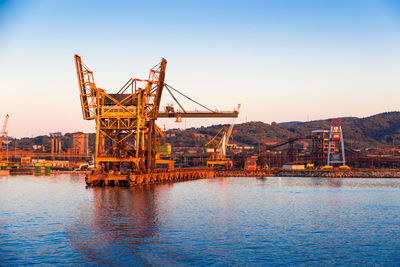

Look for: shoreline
[275,170,400,178]
[4,169,400,180]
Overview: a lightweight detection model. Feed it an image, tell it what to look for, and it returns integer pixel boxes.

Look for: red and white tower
[327,118,346,166]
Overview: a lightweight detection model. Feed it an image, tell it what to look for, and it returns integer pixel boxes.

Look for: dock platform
[86,168,216,186]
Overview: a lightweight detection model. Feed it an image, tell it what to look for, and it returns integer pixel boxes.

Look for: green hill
[8,111,400,153]
[165,111,400,151]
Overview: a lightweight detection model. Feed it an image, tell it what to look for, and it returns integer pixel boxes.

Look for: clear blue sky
[1,0,400,137]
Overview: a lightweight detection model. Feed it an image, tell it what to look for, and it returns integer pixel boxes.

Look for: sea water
[1,175,400,265]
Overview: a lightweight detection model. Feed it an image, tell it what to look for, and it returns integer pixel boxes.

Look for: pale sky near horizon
[1,0,400,138]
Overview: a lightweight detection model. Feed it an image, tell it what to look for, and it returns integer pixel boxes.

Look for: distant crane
[0,114,9,162]
[205,104,241,168]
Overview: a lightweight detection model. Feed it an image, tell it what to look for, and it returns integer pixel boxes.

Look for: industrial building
[50,132,62,154]
[311,130,337,166]
[72,132,89,155]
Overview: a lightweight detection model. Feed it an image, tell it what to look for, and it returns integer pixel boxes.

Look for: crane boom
[1,114,8,137]
[205,126,229,147]
[74,54,98,120]
[215,104,241,158]
[224,104,241,149]
[149,58,167,120]
[158,111,238,118]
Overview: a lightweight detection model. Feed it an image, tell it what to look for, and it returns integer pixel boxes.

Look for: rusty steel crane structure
[75,55,167,173]
[74,55,238,177]
[0,114,9,162]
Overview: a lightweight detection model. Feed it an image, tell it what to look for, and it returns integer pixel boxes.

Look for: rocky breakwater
[277,169,400,178]
[215,170,274,178]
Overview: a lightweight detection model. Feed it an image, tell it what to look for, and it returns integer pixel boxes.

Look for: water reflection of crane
[311,177,342,188]
[69,185,168,264]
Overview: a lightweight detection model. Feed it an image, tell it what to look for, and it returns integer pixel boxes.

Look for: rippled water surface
[1,175,400,265]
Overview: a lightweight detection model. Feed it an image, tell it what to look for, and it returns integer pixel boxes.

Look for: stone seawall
[277,170,400,178]
[215,170,274,178]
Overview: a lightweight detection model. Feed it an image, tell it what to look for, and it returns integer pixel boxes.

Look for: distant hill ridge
[278,121,303,126]
[8,111,400,152]
[166,111,400,150]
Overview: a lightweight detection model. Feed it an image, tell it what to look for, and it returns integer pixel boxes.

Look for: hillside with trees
[165,111,400,151]
[6,112,400,153]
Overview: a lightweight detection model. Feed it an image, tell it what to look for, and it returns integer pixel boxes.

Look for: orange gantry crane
[75,55,167,173]
[74,55,238,175]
